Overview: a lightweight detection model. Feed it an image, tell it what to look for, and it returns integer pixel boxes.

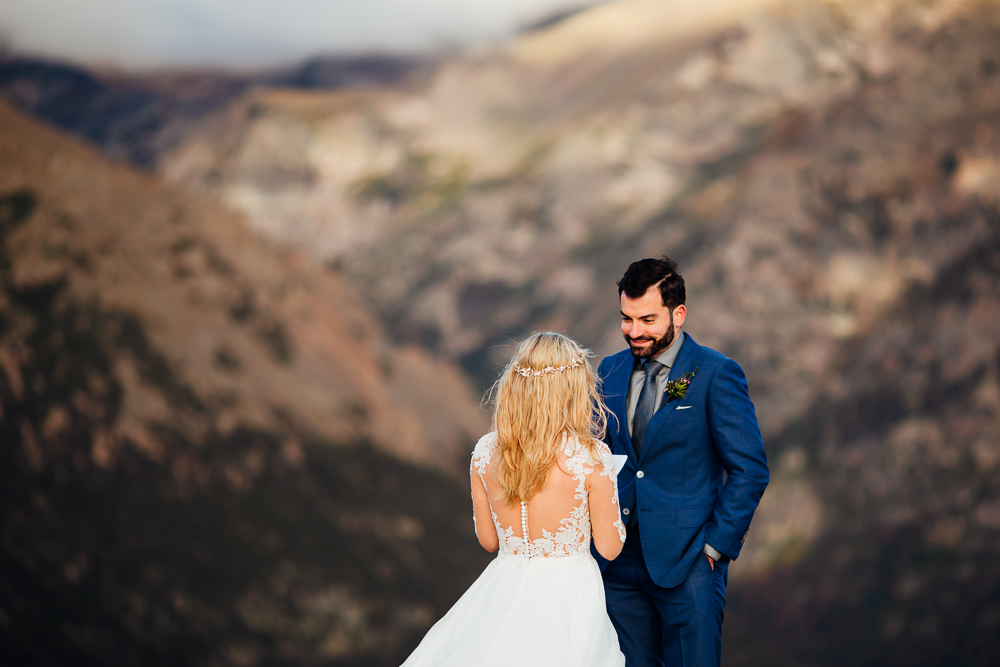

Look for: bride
[401,332,627,667]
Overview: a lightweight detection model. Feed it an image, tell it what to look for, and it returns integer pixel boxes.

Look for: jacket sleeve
[704,357,769,561]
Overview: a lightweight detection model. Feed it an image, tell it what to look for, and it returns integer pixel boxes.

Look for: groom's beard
[626,322,675,359]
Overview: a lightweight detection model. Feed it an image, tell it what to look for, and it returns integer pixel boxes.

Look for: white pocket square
[675,406,693,410]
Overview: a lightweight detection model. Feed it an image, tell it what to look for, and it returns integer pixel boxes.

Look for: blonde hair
[490,332,610,505]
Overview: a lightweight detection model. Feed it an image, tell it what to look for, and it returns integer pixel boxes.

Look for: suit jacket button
[623,508,630,515]
[636,470,644,478]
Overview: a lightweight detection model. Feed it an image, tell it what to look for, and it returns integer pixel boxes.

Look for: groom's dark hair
[617,256,686,311]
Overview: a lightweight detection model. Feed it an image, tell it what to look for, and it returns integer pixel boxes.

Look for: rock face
[0,100,491,666]
[155,0,1000,664]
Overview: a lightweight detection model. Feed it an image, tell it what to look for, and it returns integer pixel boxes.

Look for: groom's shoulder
[686,337,744,376]
[695,343,728,366]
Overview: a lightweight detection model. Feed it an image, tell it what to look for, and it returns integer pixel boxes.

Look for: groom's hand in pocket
[706,554,715,570]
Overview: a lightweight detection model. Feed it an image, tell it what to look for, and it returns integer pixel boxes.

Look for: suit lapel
[603,352,638,463]
[637,334,703,466]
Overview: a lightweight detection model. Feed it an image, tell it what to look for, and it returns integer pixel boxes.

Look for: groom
[593,257,769,667]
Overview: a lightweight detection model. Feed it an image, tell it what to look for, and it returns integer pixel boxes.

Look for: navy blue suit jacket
[594,335,769,588]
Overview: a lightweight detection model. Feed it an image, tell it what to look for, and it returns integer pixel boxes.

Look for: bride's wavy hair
[489,332,610,506]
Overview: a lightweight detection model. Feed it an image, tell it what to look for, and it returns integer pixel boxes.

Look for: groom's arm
[704,357,769,562]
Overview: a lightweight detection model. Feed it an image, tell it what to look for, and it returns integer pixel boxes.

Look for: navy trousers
[603,525,727,667]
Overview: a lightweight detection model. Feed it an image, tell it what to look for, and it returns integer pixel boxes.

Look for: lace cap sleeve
[471,431,497,479]
[594,441,615,476]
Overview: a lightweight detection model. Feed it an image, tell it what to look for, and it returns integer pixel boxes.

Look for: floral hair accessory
[512,354,586,377]
[664,367,698,401]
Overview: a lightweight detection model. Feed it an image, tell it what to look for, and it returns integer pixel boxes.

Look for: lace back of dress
[472,432,600,559]
[471,430,627,561]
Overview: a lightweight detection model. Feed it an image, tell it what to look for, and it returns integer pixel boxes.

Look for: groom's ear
[672,304,687,328]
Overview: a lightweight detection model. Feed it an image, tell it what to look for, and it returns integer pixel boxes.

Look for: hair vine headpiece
[512,354,586,377]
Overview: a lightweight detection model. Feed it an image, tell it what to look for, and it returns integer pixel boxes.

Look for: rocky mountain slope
[0,100,487,470]
[0,100,490,666]
[152,0,1000,664]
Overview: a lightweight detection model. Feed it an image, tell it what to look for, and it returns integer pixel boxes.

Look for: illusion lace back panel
[471,432,626,559]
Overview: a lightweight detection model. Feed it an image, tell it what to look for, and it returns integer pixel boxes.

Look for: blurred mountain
[268,55,430,90]
[159,0,999,422]
[153,0,1000,664]
[4,0,1000,664]
[0,55,427,169]
[0,99,490,666]
[0,98,487,470]
[728,206,1000,665]
[518,2,607,33]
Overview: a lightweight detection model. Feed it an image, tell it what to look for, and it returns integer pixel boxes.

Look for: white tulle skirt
[401,551,625,667]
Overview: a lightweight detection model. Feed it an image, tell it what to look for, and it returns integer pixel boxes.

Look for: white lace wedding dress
[401,432,627,667]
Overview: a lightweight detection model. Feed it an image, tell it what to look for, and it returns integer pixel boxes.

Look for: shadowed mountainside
[0,101,491,666]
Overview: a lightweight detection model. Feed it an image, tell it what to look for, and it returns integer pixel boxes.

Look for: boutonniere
[664,367,698,401]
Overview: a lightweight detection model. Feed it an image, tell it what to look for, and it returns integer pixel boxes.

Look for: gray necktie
[631,360,664,457]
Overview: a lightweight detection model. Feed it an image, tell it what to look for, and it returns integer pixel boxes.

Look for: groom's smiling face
[621,285,687,359]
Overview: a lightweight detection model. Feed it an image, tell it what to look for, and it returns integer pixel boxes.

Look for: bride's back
[407,332,628,666]
[470,331,625,561]
[471,432,624,560]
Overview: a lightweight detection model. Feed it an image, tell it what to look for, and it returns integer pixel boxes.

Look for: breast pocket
[668,405,699,422]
